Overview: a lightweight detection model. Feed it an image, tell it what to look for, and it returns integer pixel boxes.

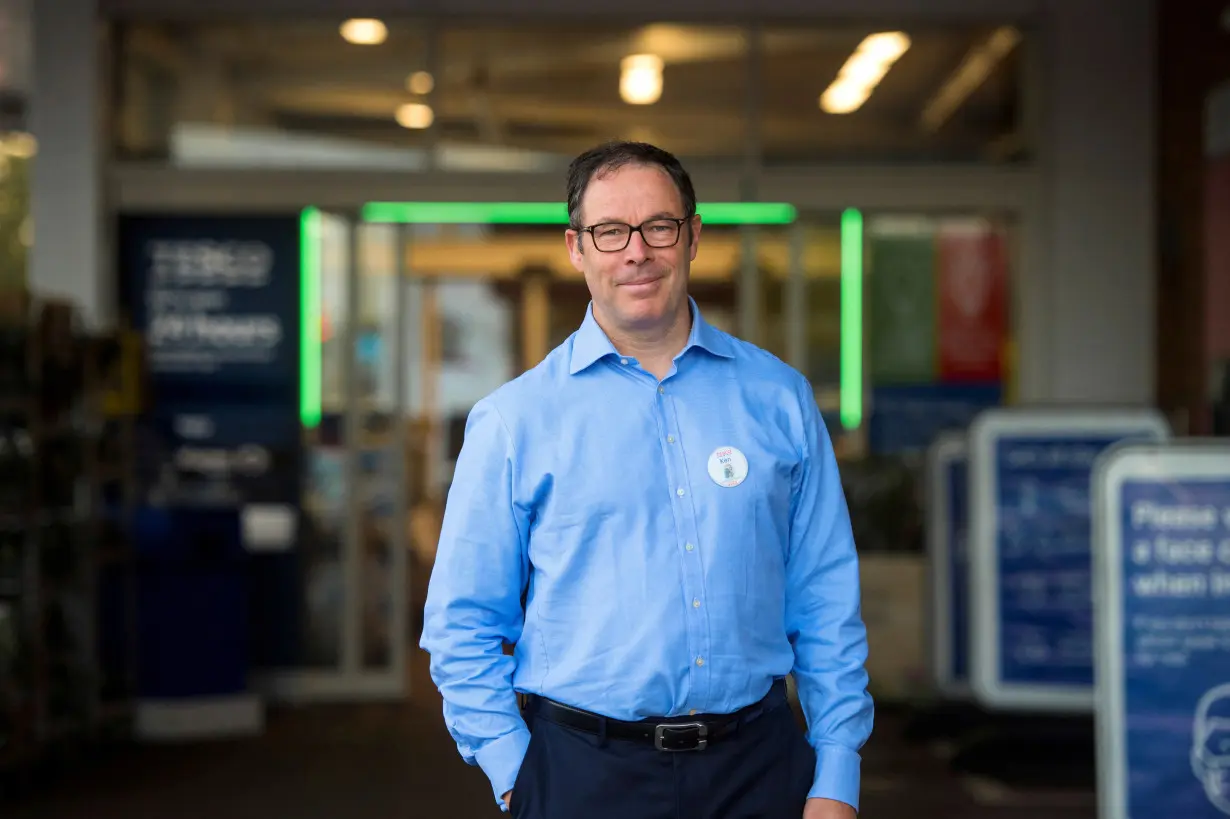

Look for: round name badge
[707,446,749,488]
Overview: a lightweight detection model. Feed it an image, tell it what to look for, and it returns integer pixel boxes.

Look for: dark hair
[565,141,697,229]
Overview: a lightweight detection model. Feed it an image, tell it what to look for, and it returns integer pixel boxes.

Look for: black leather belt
[525,679,785,752]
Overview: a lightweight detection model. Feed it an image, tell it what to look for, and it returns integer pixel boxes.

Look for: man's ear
[566,228,585,273]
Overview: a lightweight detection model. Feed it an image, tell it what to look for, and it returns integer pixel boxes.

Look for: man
[420,141,873,819]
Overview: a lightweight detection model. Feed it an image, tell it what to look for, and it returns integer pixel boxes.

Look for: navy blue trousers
[508,685,817,819]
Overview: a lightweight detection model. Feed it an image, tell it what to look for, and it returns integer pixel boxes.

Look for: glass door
[399,223,530,667]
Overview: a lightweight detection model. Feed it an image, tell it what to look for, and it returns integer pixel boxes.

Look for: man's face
[565,163,700,333]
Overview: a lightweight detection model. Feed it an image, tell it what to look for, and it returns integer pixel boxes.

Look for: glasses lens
[642,220,681,247]
[592,224,631,252]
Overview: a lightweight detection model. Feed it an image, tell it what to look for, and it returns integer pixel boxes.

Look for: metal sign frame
[1092,440,1230,819]
[927,430,971,698]
[968,407,1170,712]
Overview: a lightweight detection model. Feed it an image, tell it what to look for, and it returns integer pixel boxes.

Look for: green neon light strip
[299,206,323,428]
[839,208,864,430]
[361,201,796,225]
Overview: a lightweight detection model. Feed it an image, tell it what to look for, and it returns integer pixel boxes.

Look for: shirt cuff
[473,727,532,809]
[808,741,862,812]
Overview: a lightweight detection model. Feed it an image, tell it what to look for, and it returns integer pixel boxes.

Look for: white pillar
[29,0,107,326]
[1042,0,1156,403]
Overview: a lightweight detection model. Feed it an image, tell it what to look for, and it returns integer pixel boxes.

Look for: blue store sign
[118,213,307,680]
[1094,443,1230,819]
[119,214,301,403]
[968,408,1170,713]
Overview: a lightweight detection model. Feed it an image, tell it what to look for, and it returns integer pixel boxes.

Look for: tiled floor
[2,649,1098,819]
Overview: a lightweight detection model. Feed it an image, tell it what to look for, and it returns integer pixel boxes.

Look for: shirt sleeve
[785,377,875,812]
[419,397,532,808]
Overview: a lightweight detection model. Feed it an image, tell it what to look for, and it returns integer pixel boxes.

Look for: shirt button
[667,435,675,443]
[620,357,628,365]
[658,386,665,395]
[685,542,694,551]
[693,598,701,608]
[676,487,685,497]
[696,657,704,667]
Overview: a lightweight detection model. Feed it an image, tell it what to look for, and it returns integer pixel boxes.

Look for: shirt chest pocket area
[694,450,790,594]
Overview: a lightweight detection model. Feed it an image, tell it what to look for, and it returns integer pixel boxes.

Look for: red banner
[936,223,1007,383]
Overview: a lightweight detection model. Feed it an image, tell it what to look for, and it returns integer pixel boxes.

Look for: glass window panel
[437,24,749,164]
[354,224,399,671]
[847,211,1016,556]
[760,25,1028,164]
[113,21,750,168]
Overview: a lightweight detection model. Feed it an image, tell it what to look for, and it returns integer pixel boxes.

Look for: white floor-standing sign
[968,408,1170,712]
[1093,441,1230,819]
[927,431,971,699]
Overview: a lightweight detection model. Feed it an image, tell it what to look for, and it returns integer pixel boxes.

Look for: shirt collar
[568,296,735,375]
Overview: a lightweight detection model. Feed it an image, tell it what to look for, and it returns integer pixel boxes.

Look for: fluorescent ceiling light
[920,26,1021,133]
[620,54,664,105]
[340,19,387,45]
[820,31,911,115]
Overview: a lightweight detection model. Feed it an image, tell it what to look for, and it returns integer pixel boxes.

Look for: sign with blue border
[968,408,1170,712]
[1093,441,1230,819]
[927,431,971,698]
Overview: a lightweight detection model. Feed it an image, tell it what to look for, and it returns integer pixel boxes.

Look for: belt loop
[597,715,608,748]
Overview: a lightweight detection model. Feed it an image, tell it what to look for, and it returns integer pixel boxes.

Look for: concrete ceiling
[118,20,1024,163]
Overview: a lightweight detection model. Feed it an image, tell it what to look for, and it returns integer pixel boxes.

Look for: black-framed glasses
[578,218,688,252]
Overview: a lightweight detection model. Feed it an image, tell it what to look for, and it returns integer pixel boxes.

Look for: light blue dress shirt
[420,299,873,810]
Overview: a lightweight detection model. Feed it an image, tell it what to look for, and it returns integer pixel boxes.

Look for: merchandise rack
[0,296,139,787]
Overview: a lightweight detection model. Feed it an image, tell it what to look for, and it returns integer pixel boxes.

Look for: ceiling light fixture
[920,26,1021,133]
[406,71,434,95]
[340,18,388,45]
[396,102,434,130]
[820,31,911,115]
[620,54,664,105]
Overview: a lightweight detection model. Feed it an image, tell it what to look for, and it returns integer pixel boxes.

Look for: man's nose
[624,230,651,262]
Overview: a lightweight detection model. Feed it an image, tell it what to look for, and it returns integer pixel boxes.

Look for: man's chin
[616,303,671,329]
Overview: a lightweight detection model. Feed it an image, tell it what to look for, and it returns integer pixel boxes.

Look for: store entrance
[278,202,806,702]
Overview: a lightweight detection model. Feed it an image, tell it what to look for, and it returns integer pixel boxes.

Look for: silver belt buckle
[654,721,709,751]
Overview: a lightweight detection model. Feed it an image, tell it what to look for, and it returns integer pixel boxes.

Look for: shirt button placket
[661,378,707,705]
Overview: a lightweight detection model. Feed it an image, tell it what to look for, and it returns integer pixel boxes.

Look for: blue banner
[1117,477,1230,817]
[994,434,1126,687]
[119,214,301,405]
[869,383,1000,457]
